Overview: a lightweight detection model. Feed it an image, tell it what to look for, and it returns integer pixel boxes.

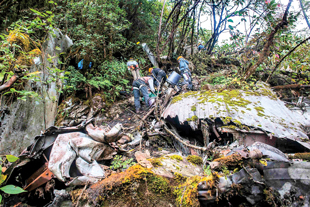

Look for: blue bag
[78,59,84,69]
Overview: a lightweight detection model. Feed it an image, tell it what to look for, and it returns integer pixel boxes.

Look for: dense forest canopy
[0,0,309,104]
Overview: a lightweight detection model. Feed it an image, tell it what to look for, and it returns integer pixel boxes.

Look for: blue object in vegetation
[78,59,84,69]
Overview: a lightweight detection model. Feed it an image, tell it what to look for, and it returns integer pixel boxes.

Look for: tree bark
[156,0,167,62]
[158,0,201,57]
[190,8,196,56]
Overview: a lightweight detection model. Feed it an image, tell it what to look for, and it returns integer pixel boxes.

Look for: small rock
[209,161,220,169]
[220,149,231,157]
[190,148,199,156]
[152,155,204,178]
[117,135,132,144]
[135,151,152,168]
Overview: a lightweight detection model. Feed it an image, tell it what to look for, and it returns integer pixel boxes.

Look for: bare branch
[243,0,293,80]
[0,75,19,92]
[266,35,310,82]
[299,0,310,30]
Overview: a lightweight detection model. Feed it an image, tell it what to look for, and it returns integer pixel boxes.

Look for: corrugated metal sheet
[162,87,309,141]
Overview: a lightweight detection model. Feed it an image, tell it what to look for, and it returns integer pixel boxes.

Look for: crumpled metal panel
[263,161,310,197]
[48,122,122,185]
[48,132,106,182]
[162,87,309,141]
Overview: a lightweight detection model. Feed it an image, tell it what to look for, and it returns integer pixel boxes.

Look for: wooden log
[272,84,310,90]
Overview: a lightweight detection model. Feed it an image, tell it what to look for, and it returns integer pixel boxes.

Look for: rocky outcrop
[0,29,73,155]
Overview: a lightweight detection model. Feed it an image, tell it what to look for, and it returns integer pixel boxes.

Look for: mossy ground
[173,174,220,207]
[74,164,218,207]
[289,153,310,161]
[148,157,164,167]
[78,165,174,206]
[213,154,243,170]
[168,155,183,162]
[186,155,203,165]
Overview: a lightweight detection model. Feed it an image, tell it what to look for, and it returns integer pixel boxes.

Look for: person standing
[198,43,205,51]
[132,76,155,113]
[177,56,192,90]
[148,67,167,87]
[127,57,140,80]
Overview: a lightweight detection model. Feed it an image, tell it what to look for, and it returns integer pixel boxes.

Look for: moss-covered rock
[186,155,203,165]
[173,174,220,207]
[81,165,174,206]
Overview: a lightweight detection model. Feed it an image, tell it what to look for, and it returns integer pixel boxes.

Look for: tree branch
[156,0,167,62]
[266,35,310,82]
[299,0,310,30]
[243,0,293,80]
[0,75,19,92]
[158,0,201,56]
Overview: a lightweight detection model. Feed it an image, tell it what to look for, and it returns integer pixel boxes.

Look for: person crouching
[149,67,167,87]
[133,77,155,113]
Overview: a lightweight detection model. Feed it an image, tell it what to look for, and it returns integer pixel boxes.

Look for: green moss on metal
[186,115,198,122]
[191,105,197,111]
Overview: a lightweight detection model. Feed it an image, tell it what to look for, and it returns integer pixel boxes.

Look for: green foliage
[64,60,131,102]
[5,155,19,163]
[0,7,66,103]
[0,155,27,203]
[210,75,232,85]
[274,34,310,85]
[53,0,130,64]
[0,185,26,195]
[63,66,86,93]
[204,165,212,176]
[110,155,136,170]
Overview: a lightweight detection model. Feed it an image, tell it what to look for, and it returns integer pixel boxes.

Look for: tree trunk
[156,0,167,62]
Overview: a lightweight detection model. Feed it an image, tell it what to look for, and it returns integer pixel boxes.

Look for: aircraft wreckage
[2,84,310,206]
[162,83,310,153]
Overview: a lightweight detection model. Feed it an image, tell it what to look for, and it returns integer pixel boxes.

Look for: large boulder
[0,29,73,155]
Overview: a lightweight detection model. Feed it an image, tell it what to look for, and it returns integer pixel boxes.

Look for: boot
[135,108,141,113]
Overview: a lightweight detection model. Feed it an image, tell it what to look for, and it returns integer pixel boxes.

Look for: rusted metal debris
[24,163,54,192]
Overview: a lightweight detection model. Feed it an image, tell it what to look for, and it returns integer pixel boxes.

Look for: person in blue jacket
[149,67,167,87]
[177,56,192,90]
[198,43,205,51]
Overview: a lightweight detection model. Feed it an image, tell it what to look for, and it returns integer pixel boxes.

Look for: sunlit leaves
[0,185,26,195]
[5,155,19,163]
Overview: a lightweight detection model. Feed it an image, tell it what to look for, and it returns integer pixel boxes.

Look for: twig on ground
[137,107,155,130]
[75,181,89,207]
[164,124,207,151]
